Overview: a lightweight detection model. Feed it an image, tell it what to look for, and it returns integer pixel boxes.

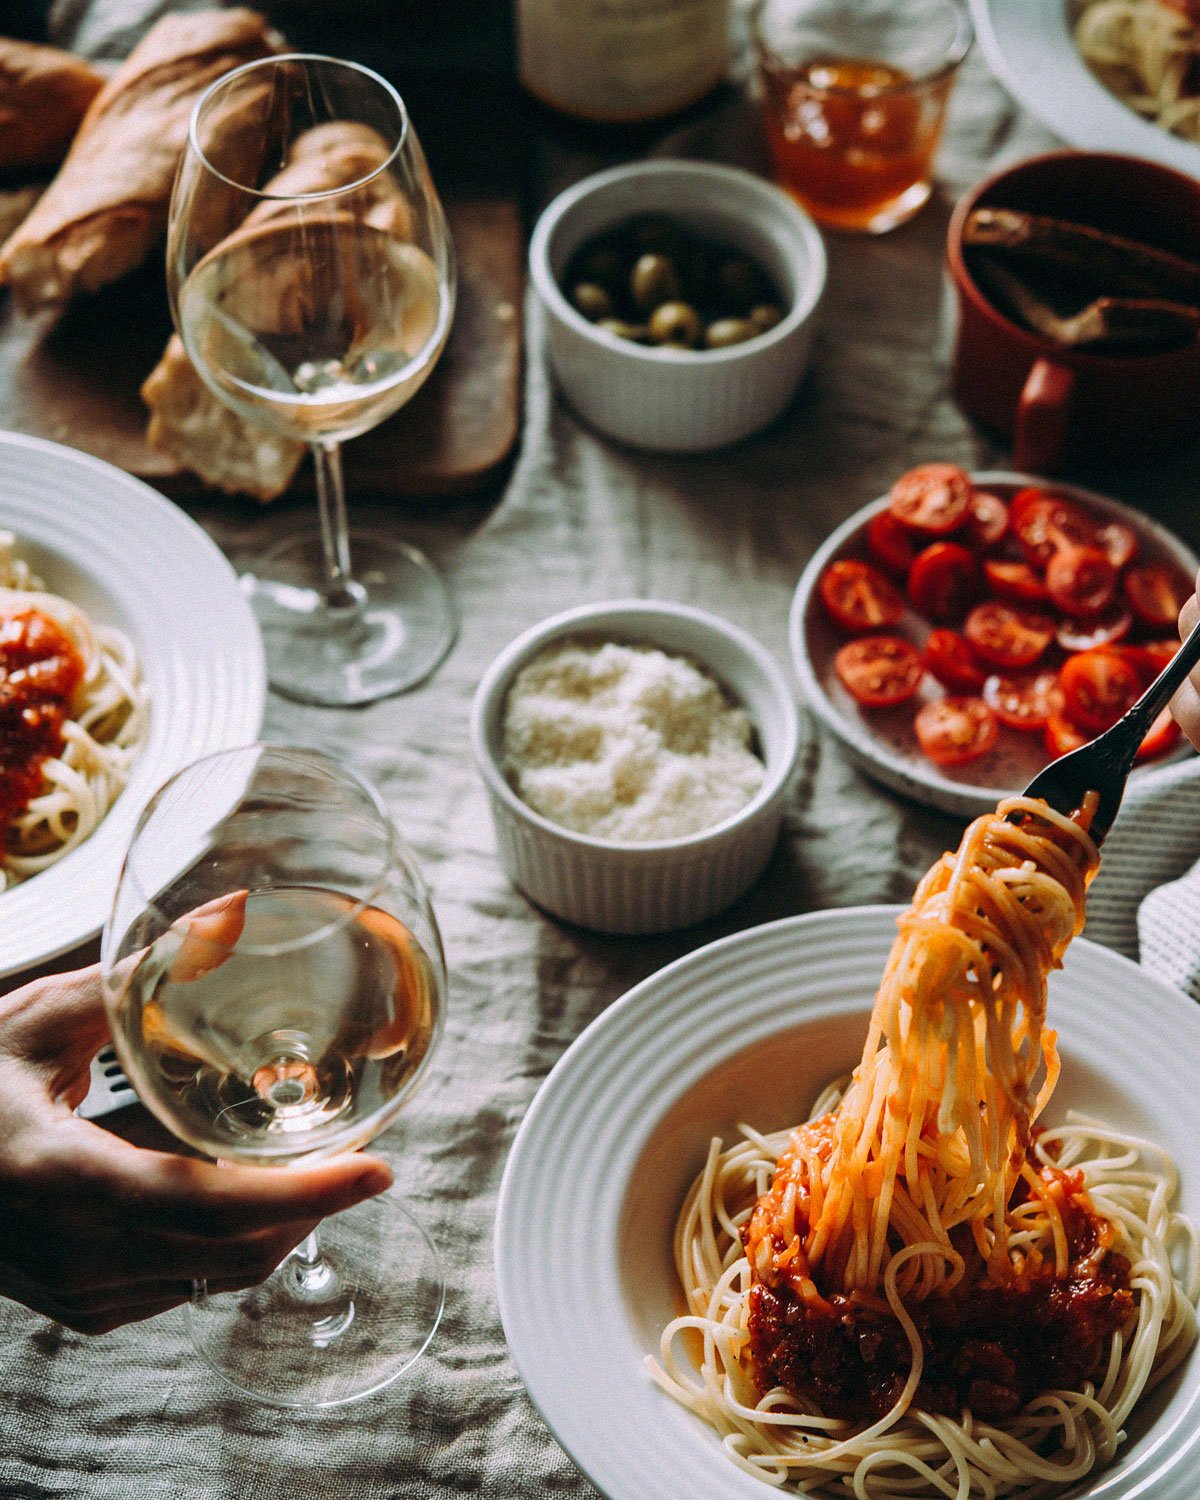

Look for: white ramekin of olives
[529,160,827,452]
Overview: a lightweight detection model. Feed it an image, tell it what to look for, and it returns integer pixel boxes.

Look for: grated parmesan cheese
[500,638,765,842]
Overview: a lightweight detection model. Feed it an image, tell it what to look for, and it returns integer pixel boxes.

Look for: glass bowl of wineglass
[101,744,447,1407]
[167,55,457,707]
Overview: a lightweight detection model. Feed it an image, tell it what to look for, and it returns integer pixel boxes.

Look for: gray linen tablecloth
[4,12,1200,1497]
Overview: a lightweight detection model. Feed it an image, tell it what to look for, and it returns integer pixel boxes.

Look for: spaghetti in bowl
[1,533,148,890]
[495,907,1200,1500]
[0,431,264,977]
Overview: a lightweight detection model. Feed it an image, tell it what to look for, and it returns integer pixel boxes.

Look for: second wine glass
[101,745,447,1407]
[167,55,457,706]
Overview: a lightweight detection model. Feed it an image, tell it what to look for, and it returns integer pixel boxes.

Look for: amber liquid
[759,56,951,233]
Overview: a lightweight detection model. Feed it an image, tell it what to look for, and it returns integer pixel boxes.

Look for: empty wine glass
[167,55,457,706]
[101,745,447,1407]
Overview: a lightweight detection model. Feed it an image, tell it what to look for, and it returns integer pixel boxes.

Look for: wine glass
[101,745,447,1407]
[166,56,457,707]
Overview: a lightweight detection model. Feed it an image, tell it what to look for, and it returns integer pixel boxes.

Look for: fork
[1022,613,1200,845]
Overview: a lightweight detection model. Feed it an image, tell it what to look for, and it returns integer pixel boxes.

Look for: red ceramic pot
[947,150,1200,474]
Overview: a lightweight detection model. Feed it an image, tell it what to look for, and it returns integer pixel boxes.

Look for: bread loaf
[0,38,105,173]
[0,10,277,311]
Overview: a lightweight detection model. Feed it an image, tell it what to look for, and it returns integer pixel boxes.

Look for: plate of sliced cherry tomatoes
[789,466,1198,816]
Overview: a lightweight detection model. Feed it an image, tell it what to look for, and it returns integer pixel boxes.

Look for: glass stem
[288,1226,337,1297]
[312,440,363,613]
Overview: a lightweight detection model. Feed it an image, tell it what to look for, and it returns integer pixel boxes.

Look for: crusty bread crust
[0,10,277,311]
[0,38,104,173]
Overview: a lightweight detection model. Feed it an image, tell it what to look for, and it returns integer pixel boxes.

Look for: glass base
[243,528,457,706]
[786,177,932,235]
[188,1191,444,1409]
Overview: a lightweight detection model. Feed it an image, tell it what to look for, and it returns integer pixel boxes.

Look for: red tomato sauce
[745,1168,1134,1423]
[0,607,85,828]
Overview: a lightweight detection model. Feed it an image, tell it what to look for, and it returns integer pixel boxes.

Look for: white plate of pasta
[972,0,1200,172]
[0,432,264,978]
[497,804,1200,1500]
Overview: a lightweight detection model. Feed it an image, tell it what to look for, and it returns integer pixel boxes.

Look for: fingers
[1180,588,1200,642]
[1174,586,1200,749]
[167,890,249,983]
[1173,680,1200,749]
[60,1120,393,1237]
[0,964,109,1068]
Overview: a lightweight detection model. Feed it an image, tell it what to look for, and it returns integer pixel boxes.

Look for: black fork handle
[1104,612,1200,774]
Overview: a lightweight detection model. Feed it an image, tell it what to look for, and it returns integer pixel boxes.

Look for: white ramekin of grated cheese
[470,600,801,934]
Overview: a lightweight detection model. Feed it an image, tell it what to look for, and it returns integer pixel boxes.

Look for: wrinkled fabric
[3,11,1200,1498]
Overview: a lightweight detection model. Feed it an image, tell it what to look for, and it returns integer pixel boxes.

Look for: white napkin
[1085,756,1200,994]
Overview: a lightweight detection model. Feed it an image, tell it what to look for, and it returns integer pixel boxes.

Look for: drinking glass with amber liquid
[754,0,972,234]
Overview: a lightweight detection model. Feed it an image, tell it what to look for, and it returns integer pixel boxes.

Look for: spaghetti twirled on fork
[651,798,1199,1498]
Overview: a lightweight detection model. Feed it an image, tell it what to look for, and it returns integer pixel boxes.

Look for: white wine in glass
[102,746,447,1408]
[167,56,457,706]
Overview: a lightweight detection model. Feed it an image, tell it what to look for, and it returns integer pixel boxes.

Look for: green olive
[630,253,681,314]
[597,318,650,343]
[749,303,785,333]
[716,258,762,315]
[571,281,613,320]
[577,245,625,292]
[648,301,703,348]
[704,317,761,349]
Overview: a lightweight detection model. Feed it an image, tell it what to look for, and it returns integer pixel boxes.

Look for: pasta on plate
[1074,0,1200,141]
[651,796,1199,1498]
[0,533,148,890]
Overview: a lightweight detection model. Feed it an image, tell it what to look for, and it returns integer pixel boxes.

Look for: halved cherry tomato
[1045,707,1088,759]
[1056,605,1132,653]
[1142,638,1180,672]
[983,558,1050,606]
[1059,649,1142,734]
[1112,638,1178,688]
[906,541,979,621]
[964,491,1009,550]
[834,636,923,707]
[1096,521,1138,572]
[1008,486,1051,532]
[964,602,1056,669]
[1045,545,1117,618]
[921,629,985,692]
[982,671,1058,732]
[1136,706,1183,762]
[866,509,919,577]
[1123,563,1191,630]
[818,559,906,632]
[914,696,999,767]
[888,463,973,535]
[1013,496,1095,567]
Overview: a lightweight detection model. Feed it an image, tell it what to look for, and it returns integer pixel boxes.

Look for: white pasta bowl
[529,160,827,452]
[495,909,1200,1500]
[469,600,801,934]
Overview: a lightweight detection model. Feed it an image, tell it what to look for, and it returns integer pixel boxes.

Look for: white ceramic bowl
[496,909,1200,1500]
[529,160,827,452]
[470,600,801,934]
[971,0,1200,179]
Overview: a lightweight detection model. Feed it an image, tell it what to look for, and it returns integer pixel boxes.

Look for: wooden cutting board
[0,195,524,500]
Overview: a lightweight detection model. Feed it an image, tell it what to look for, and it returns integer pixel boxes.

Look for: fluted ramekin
[529,160,827,452]
[470,600,800,935]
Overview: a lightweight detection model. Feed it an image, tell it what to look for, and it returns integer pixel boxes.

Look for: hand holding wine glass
[0,960,391,1335]
[167,56,457,706]
[101,745,448,1407]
